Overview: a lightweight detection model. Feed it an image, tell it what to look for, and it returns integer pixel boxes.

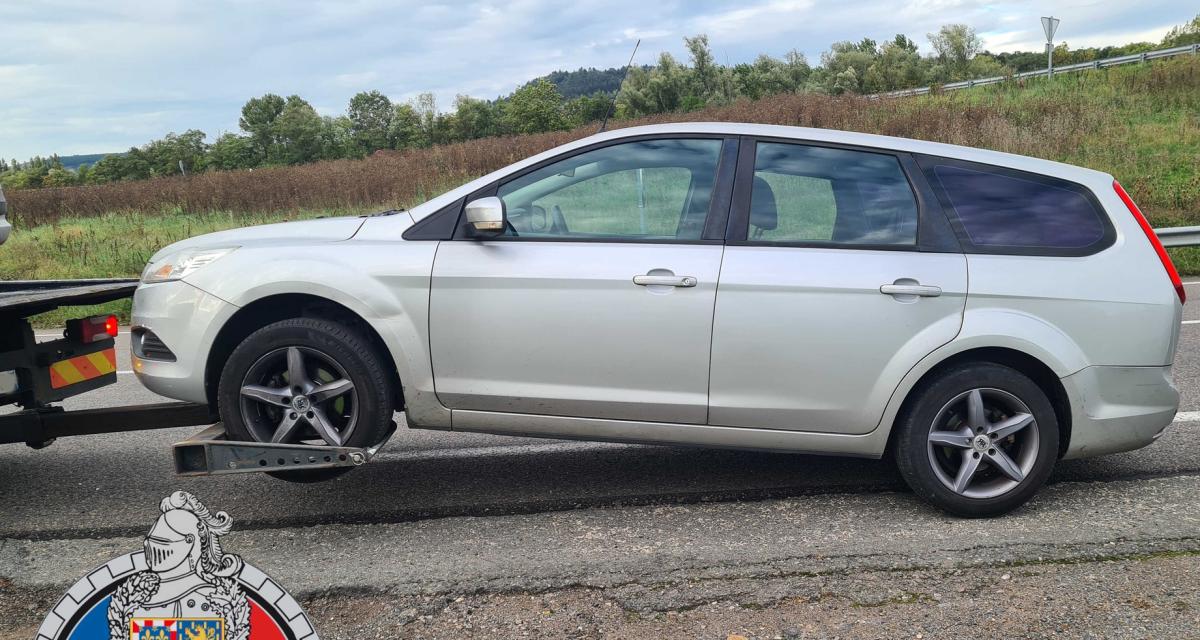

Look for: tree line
[2,14,1197,191]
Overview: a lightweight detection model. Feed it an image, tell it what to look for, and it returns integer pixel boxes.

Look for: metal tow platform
[173,421,396,476]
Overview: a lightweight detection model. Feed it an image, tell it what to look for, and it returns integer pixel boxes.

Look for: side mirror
[465,197,506,236]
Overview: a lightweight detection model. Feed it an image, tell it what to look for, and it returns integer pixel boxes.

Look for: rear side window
[749,143,918,246]
[926,161,1111,253]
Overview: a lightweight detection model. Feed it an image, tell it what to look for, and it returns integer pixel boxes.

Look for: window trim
[726,136,959,253]
[914,153,1116,258]
[445,134,739,245]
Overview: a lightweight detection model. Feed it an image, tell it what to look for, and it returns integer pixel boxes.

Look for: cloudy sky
[0,0,1192,159]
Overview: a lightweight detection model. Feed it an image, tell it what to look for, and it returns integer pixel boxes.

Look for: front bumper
[1060,365,1179,460]
[130,280,238,405]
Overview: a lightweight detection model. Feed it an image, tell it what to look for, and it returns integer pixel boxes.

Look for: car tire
[893,362,1059,517]
[217,317,395,482]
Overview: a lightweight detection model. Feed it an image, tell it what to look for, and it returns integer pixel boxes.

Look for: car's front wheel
[893,362,1059,517]
[216,317,395,481]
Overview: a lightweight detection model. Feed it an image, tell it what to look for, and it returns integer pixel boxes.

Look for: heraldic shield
[37,492,318,640]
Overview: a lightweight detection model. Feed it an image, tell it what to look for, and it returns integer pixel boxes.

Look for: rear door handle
[880,283,942,297]
[633,275,697,287]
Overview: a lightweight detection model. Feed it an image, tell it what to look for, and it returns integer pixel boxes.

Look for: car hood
[148,216,367,262]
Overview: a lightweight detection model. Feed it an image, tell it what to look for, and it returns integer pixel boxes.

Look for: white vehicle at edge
[131,123,1183,517]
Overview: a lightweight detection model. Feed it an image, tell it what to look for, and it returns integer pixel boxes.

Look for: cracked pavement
[5,281,1200,637]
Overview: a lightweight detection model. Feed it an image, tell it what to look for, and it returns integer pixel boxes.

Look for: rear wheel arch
[888,347,1071,459]
[204,293,403,412]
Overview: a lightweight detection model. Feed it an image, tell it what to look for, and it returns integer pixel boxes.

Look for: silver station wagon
[131,123,1183,516]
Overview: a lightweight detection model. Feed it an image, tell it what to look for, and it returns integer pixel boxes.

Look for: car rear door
[708,138,967,435]
[430,137,737,424]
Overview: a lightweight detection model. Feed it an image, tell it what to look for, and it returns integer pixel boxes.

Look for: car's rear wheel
[217,317,395,482]
[894,362,1059,517]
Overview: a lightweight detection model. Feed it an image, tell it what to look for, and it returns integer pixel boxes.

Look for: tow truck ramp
[173,422,394,476]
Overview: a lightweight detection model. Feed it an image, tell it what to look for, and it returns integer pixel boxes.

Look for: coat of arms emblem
[37,492,316,640]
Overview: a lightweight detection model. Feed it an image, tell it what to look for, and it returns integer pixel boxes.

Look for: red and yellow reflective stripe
[48,348,117,389]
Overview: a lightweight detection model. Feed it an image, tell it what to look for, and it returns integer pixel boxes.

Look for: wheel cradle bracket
[173,421,396,476]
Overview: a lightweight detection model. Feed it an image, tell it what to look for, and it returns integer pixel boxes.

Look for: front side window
[495,138,723,241]
[928,162,1109,252]
[748,143,918,246]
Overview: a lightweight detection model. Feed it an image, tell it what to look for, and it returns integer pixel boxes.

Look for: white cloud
[0,0,1193,158]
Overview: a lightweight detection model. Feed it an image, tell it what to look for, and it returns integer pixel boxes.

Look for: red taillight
[1114,180,1185,304]
[66,314,120,344]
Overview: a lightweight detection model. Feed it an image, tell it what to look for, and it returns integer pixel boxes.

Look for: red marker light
[66,314,120,344]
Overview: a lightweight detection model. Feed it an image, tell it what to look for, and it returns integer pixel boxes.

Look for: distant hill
[528,67,630,98]
[58,153,114,171]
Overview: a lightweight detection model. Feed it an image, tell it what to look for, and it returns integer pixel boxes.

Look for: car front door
[430,137,736,424]
[709,139,968,434]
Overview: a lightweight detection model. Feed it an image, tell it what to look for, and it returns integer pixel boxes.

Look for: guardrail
[878,43,1200,98]
[1155,226,1200,248]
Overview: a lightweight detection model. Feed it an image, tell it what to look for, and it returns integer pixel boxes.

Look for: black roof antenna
[598,39,640,134]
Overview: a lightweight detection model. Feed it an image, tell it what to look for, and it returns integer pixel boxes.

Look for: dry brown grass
[8,57,1197,227]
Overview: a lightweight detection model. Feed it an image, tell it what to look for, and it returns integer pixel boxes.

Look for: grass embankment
[3,56,1199,326]
[0,207,381,326]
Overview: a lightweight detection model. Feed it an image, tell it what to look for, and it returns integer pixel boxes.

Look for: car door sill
[448,410,887,458]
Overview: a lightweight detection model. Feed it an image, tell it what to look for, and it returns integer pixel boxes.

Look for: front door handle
[880,283,942,297]
[633,275,697,287]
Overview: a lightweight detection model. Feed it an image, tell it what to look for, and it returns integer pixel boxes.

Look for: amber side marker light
[1115,180,1185,304]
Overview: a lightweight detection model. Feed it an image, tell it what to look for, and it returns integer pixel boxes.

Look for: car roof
[407,122,1112,223]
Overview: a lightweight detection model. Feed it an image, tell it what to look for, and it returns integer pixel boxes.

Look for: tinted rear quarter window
[927,161,1111,254]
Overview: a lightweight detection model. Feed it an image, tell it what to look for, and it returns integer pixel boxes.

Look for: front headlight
[141,247,237,283]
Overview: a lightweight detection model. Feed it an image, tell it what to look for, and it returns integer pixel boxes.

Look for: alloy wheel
[238,346,358,446]
[926,387,1040,499]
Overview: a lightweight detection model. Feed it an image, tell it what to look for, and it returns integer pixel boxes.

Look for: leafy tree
[821,39,881,93]
[563,92,612,127]
[390,103,423,150]
[928,24,982,80]
[735,51,812,99]
[319,116,357,160]
[1162,14,1200,48]
[452,95,499,141]
[42,167,75,187]
[411,92,444,147]
[862,36,925,92]
[239,93,286,161]
[618,52,689,116]
[831,67,860,94]
[89,149,151,183]
[207,133,259,170]
[681,35,739,107]
[143,129,208,176]
[269,96,324,165]
[347,90,394,154]
[501,79,566,134]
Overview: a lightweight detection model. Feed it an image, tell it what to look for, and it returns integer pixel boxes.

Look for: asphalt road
[6,283,1200,638]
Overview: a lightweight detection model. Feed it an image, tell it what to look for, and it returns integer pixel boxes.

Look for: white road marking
[1182,320,1200,325]
[1173,411,1200,423]
[1183,281,1200,286]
